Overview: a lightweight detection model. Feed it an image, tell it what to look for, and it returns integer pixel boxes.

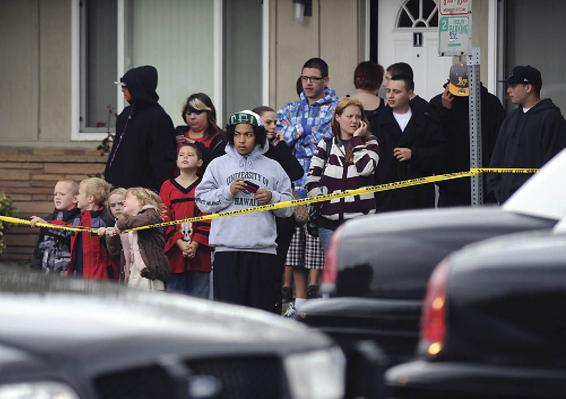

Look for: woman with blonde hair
[175,93,225,171]
[306,97,379,252]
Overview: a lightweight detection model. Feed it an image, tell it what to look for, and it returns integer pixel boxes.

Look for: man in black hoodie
[430,63,505,206]
[488,65,566,203]
[104,65,176,192]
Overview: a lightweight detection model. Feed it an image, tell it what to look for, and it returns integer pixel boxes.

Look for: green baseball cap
[227,110,262,127]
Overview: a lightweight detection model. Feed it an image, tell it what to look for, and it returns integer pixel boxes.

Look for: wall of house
[269,0,366,109]
[0,0,84,147]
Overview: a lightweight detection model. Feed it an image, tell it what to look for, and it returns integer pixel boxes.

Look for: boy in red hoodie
[160,143,212,298]
[67,177,117,280]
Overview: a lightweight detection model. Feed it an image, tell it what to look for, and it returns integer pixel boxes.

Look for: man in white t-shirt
[368,74,445,212]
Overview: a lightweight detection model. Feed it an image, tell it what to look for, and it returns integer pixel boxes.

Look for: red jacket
[160,178,212,273]
[67,208,118,280]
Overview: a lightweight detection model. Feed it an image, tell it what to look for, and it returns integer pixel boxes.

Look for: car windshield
[503,149,566,221]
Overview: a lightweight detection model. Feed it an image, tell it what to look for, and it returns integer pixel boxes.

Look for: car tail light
[321,226,343,295]
[420,260,449,358]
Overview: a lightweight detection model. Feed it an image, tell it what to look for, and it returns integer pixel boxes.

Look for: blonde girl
[103,187,169,291]
[306,97,379,252]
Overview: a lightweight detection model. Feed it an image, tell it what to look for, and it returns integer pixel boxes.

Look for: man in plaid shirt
[276,58,339,314]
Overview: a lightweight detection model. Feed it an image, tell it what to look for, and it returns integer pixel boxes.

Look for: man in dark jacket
[488,65,566,203]
[370,74,445,212]
[105,65,176,192]
[430,63,505,206]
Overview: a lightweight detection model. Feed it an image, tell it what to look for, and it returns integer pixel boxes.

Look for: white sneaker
[283,302,297,319]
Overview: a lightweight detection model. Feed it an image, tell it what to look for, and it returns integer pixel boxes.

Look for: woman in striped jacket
[306,97,379,251]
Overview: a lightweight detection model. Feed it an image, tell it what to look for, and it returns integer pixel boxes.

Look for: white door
[378,0,453,102]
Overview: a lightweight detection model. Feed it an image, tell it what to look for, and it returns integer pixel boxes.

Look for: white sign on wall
[439,0,471,16]
[438,0,472,56]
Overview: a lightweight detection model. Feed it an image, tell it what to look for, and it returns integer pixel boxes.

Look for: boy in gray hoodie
[196,110,294,313]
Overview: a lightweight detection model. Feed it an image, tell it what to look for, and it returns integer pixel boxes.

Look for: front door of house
[378,0,453,102]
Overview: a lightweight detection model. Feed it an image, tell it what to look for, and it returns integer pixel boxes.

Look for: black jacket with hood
[104,65,176,192]
[487,98,566,203]
[430,84,505,206]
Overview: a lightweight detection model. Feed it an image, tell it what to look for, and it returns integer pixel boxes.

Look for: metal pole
[467,47,483,205]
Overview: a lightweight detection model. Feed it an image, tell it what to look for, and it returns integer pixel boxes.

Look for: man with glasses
[277,58,339,314]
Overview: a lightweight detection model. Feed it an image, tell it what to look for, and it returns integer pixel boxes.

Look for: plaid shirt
[277,88,339,197]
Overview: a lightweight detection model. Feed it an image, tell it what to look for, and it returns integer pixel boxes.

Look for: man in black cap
[430,63,505,206]
[488,65,566,203]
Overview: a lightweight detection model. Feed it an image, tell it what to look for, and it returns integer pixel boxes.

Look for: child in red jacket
[67,177,117,280]
[160,143,212,298]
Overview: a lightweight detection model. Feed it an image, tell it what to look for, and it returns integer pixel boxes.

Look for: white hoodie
[196,142,294,254]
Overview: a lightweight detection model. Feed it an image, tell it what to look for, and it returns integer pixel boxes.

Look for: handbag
[292,190,309,226]
[306,138,333,237]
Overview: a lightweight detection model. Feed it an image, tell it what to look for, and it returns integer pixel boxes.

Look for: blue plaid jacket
[276,88,339,197]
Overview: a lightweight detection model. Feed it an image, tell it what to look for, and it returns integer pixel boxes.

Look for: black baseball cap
[500,65,542,86]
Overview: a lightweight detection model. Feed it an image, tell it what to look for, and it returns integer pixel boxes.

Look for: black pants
[213,251,281,314]
[276,216,296,272]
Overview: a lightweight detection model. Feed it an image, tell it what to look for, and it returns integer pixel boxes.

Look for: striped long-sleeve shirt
[306,135,379,230]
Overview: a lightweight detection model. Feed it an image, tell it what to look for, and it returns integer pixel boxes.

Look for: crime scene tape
[0,167,538,234]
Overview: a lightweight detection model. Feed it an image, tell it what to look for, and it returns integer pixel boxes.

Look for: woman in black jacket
[253,106,304,305]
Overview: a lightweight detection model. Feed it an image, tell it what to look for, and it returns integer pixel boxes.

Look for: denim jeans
[167,271,210,299]
[318,226,335,254]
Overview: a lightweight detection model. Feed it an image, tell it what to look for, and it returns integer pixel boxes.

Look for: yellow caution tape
[0,168,538,234]
[0,215,92,233]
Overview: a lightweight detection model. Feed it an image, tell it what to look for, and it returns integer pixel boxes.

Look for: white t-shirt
[393,109,413,132]
[523,107,531,113]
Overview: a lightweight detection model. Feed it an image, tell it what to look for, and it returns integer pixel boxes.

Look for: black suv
[0,266,345,399]
[298,150,566,369]
[387,231,566,398]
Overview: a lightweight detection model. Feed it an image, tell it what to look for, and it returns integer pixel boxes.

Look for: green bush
[0,193,16,255]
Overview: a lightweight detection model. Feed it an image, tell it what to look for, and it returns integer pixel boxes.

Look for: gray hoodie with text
[196,142,294,254]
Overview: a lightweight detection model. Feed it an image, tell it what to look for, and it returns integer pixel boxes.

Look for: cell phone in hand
[242,180,260,193]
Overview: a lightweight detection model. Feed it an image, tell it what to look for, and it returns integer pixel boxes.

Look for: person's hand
[271,131,284,146]
[186,241,199,258]
[353,121,368,137]
[393,147,412,162]
[176,239,190,256]
[96,227,107,236]
[29,216,47,228]
[441,88,454,110]
[255,189,272,204]
[230,179,246,195]
[175,135,187,144]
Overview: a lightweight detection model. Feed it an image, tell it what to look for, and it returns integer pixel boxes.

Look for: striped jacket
[306,135,379,230]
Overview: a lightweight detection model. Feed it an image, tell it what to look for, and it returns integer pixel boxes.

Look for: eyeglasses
[300,75,325,83]
[234,131,255,138]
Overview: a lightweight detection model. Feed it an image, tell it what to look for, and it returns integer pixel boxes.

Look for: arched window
[397,0,439,29]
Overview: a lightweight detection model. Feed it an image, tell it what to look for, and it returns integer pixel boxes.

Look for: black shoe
[281,286,293,304]
[307,285,320,299]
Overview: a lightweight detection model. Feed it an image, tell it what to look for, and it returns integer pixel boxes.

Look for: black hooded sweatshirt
[104,65,176,192]
[487,98,566,203]
[430,84,505,206]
